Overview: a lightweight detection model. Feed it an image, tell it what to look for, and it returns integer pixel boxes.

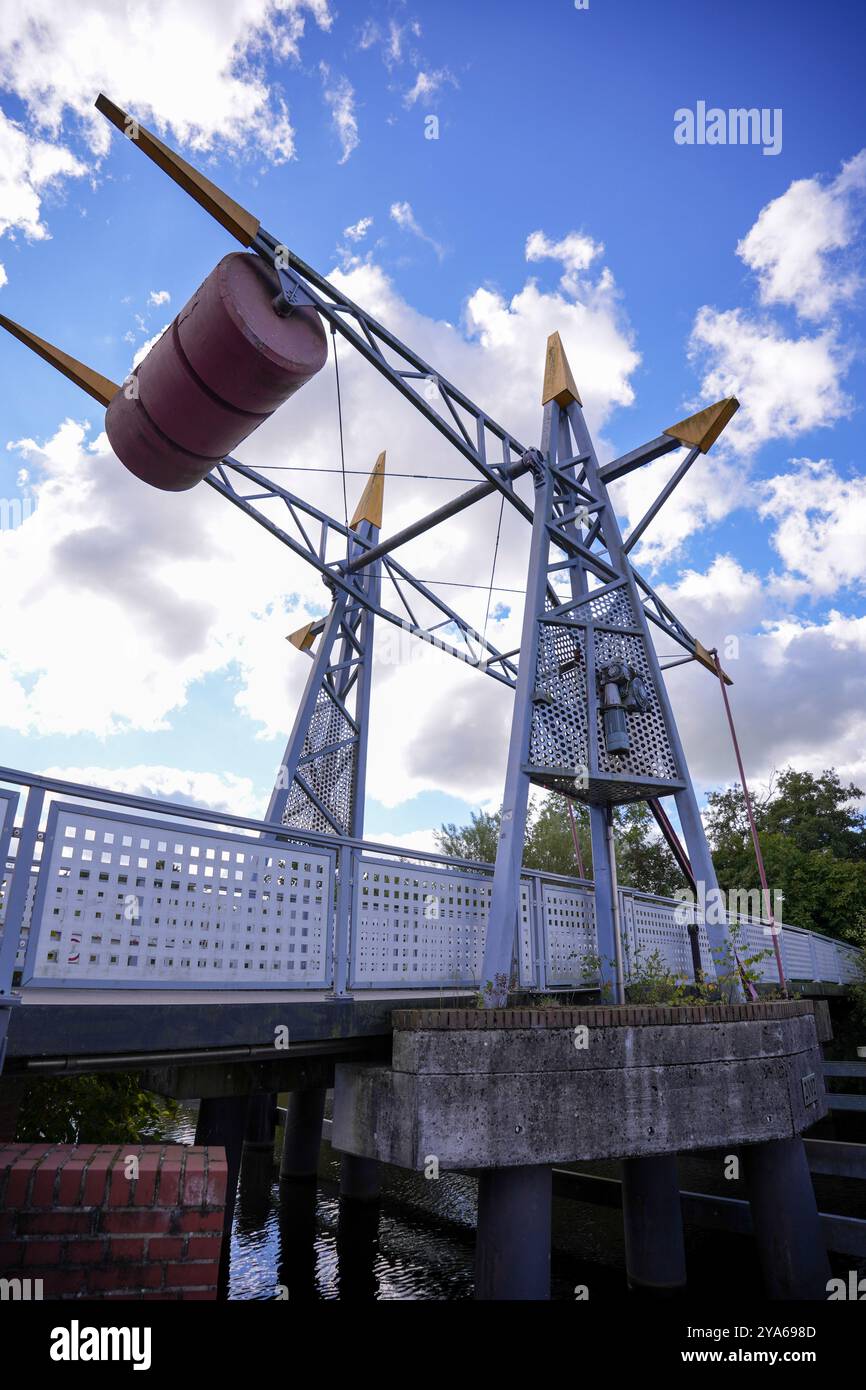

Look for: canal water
[168,1102,866,1300]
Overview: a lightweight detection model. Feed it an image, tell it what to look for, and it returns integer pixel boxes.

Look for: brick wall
[0,1143,227,1300]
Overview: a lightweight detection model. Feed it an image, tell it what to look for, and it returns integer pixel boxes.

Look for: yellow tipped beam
[664,397,739,454]
[350,451,386,529]
[95,94,260,247]
[0,313,120,407]
[287,621,318,652]
[695,638,733,686]
[541,331,582,408]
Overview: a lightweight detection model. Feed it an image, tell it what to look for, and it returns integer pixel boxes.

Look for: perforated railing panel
[808,932,843,985]
[622,891,714,979]
[780,929,815,981]
[25,805,334,988]
[541,883,599,986]
[350,857,534,988]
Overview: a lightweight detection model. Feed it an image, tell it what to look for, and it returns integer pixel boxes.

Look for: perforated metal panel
[593,628,679,784]
[0,788,20,968]
[529,619,589,778]
[802,931,842,985]
[282,686,356,836]
[728,918,784,984]
[25,804,334,988]
[350,856,534,988]
[780,928,815,981]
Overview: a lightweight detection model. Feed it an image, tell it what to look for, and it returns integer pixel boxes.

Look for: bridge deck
[3,988,476,1073]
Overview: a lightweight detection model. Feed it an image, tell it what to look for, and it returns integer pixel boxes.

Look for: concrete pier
[332,1002,830,1301]
[244,1092,277,1153]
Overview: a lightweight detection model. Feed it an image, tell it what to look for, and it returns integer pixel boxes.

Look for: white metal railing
[0,767,861,994]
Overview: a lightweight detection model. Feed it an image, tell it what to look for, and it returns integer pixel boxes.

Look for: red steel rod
[711,650,787,996]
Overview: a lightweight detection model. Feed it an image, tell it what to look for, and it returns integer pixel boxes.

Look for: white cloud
[39,765,263,819]
[0,105,87,240]
[131,325,169,367]
[687,306,852,455]
[319,62,359,164]
[389,200,444,260]
[343,215,373,242]
[0,2,331,158]
[368,827,439,854]
[617,451,750,568]
[0,262,6,288]
[759,457,866,596]
[525,229,604,295]
[657,566,866,799]
[0,0,334,248]
[148,289,170,307]
[737,149,866,321]
[403,69,455,108]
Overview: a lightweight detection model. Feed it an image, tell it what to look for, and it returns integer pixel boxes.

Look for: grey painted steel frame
[265,515,380,838]
[206,457,518,687]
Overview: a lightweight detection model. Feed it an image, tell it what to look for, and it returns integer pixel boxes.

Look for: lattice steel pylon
[480,335,740,1003]
[265,454,385,839]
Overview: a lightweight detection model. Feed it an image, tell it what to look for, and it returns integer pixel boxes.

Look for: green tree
[705,767,866,941]
[435,809,501,864]
[437,794,681,896]
[524,796,592,878]
[14,1074,177,1145]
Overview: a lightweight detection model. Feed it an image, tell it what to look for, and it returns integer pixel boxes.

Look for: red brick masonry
[0,1143,227,1300]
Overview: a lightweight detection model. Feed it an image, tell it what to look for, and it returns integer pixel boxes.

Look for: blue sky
[1,0,865,848]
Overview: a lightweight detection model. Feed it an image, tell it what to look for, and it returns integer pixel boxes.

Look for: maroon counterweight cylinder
[106,253,328,491]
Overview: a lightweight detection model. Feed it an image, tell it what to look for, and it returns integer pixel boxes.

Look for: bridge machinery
[0,93,744,1010]
[0,95,835,1303]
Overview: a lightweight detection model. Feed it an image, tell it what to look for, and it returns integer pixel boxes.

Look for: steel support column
[479,443,552,1002]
